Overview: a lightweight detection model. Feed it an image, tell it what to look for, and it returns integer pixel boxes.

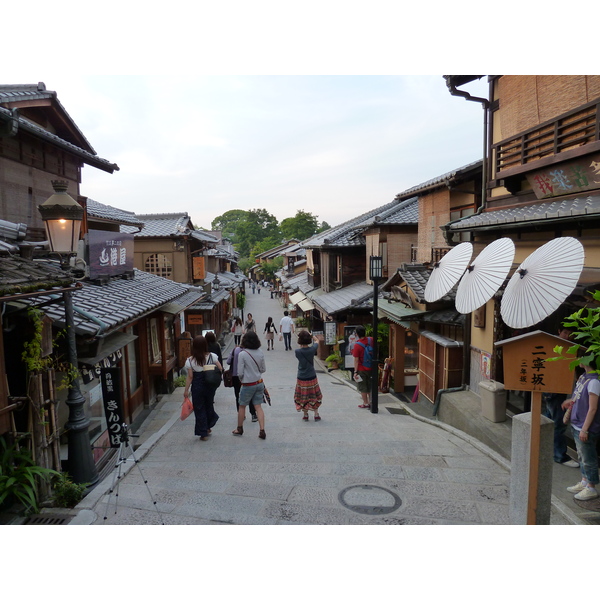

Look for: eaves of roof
[446,194,600,233]
[311,281,373,316]
[0,105,118,173]
[18,268,189,337]
[86,199,144,227]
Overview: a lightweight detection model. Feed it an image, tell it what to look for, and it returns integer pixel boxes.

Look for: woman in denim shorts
[232,332,267,440]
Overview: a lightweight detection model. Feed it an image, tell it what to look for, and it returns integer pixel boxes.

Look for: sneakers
[251,415,258,423]
[574,486,599,501]
[567,481,587,493]
[560,459,580,468]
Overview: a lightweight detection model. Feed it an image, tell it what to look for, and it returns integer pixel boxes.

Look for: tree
[235,209,281,258]
[317,221,331,233]
[260,256,284,281]
[211,209,249,242]
[280,210,320,241]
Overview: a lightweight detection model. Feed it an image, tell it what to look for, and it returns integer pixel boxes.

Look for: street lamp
[38,180,98,486]
[212,275,221,292]
[369,256,383,414]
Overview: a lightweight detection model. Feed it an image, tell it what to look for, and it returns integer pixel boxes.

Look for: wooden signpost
[495,331,576,524]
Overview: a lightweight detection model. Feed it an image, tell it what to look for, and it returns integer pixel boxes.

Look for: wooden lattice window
[145,253,173,279]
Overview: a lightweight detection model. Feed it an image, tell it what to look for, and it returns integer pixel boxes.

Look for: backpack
[356,337,374,369]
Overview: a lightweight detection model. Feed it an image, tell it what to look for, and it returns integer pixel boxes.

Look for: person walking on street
[233,317,243,345]
[352,325,373,409]
[232,331,267,440]
[204,330,223,365]
[564,359,600,500]
[227,344,258,422]
[294,330,322,421]
[183,335,222,440]
[244,313,256,334]
[280,310,295,351]
[264,316,277,350]
[543,326,580,468]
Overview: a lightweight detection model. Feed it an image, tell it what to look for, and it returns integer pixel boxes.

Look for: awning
[290,291,314,311]
[377,299,428,325]
[78,331,137,366]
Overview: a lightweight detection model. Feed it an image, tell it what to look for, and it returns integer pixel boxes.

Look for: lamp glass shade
[370,256,383,279]
[44,218,82,254]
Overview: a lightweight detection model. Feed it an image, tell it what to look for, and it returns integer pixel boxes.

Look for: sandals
[314,414,321,421]
[259,429,266,440]
[302,413,309,421]
[358,404,371,409]
[232,426,244,436]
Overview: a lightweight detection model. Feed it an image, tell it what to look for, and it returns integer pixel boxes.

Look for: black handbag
[203,354,222,389]
[223,368,234,388]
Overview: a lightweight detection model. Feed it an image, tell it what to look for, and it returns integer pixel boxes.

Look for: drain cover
[24,514,71,525]
[338,485,402,515]
[386,406,409,415]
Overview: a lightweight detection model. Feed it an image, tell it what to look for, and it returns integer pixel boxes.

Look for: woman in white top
[233,317,244,345]
[184,335,223,440]
[232,331,267,440]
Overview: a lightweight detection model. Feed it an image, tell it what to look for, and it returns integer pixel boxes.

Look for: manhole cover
[338,485,402,515]
[574,496,600,513]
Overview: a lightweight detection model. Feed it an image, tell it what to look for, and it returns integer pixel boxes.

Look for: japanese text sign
[495,330,576,394]
[100,367,125,448]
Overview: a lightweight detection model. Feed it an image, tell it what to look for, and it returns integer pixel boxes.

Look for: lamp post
[369,256,383,414]
[39,180,98,486]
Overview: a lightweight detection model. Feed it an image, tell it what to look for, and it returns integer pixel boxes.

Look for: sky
[41,74,489,231]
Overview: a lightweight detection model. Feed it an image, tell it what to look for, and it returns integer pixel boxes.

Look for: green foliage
[260,256,284,280]
[51,472,87,508]
[0,436,58,515]
[235,209,281,258]
[236,292,246,309]
[365,322,390,360]
[280,210,320,241]
[211,209,249,242]
[173,375,186,388]
[325,350,342,365]
[550,290,600,372]
[295,316,309,327]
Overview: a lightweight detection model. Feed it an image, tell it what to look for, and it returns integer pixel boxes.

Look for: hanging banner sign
[100,368,125,448]
[324,321,337,345]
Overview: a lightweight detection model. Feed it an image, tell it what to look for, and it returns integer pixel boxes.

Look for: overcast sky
[34,75,487,231]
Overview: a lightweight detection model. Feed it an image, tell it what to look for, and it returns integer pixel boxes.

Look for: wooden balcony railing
[493,100,600,178]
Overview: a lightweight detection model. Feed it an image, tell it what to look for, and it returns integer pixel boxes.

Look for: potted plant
[325,350,343,370]
[295,316,309,333]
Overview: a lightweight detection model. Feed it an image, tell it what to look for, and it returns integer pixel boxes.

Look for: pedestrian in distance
[232,331,267,440]
[183,335,222,440]
[244,312,256,333]
[233,317,243,346]
[204,330,223,366]
[294,329,322,421]
[264,316,277,350]
[542,326,580,468]
[564,357,600,501]
[279,310,295,351]
[351,325,374,409]
[227,344,258,422]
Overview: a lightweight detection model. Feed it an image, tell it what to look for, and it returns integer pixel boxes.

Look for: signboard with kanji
[193,256,206,280]
[88,230,134,279]
[100,368,125,448]
[495,330,576,394]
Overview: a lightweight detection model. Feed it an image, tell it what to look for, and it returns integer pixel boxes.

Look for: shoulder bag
[203,353,223,389]
[244,351,271,406]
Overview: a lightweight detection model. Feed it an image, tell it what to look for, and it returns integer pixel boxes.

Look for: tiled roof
[20,268,189,336]
[398,265,455,303]
[0,256,75,297]
[396,160,482,200]
[311,281,373,316]
[0,105,118,173]
[121,213,220,243]
[302,197,418,249]
[86,199,144,227]
[448,194,600,231]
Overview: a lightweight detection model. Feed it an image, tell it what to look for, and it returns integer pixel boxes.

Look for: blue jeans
[283,332,292,350]
[573,428,599,485]
[543,393,570,463]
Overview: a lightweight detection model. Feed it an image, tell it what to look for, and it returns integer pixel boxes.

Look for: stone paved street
[74,290,577,525]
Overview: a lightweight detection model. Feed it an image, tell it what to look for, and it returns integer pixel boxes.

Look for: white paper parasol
[455,238,515,314]
[424,242,473,302]
[500,237,584,329]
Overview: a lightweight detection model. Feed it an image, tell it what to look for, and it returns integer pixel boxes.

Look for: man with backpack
[351,325,374,408]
